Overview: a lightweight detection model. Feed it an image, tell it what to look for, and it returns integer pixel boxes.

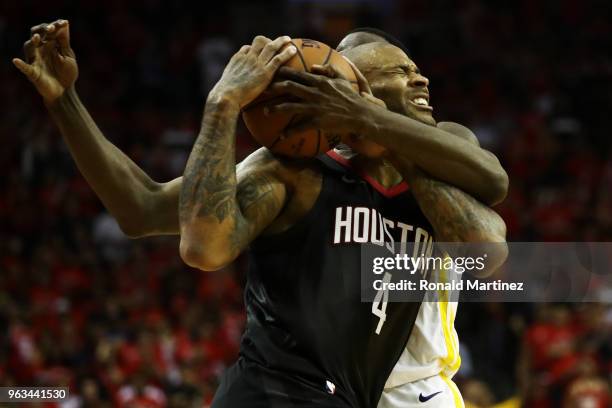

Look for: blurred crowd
[1,0,611,407]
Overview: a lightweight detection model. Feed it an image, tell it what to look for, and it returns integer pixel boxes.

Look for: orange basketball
[241,39,359,158]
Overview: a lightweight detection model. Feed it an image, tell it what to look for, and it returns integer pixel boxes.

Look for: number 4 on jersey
[372,272,391,334]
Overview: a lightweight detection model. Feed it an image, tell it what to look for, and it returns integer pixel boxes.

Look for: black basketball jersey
[237,151,435,407]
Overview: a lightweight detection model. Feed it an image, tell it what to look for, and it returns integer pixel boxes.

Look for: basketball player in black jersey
[15,20,507,407]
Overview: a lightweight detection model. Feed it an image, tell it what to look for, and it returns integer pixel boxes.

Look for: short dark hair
[338,27,410,55]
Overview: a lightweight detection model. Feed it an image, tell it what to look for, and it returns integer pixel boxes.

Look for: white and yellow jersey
[384,263,462,388]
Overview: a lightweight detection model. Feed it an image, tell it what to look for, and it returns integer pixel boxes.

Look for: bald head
[341,42,406,77]
[337,27,409,55]
[336,31,387,53]
[337,29,411,77]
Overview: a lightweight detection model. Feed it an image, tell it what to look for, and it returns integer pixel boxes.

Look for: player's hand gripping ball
[242,39,359,158]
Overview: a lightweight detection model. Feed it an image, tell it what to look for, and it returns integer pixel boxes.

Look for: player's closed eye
[392,67,419,77]
[382,69,408,76]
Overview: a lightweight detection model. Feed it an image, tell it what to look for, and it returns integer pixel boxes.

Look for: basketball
[242,39,359,158]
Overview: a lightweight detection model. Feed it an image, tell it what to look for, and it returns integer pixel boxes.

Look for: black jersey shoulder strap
[316,151,353,175]
[319,150,411,199]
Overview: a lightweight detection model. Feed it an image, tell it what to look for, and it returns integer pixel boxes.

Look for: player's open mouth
[409,95,433,112]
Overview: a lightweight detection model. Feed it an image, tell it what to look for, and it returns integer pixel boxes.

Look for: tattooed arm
[392,122,508,277]
[179,36,297,271]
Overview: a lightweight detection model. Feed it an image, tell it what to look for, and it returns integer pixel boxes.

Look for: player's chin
[414,110,436,126]
[404,105,436,126]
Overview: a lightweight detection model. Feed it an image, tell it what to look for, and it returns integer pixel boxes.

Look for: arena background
[1,1,611,407]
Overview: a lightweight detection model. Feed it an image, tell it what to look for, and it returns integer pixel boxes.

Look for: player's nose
[409,73,429,88]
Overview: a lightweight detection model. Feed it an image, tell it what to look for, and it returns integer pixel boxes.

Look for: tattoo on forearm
[180,101,285,256]
[180,102,238,224]
[412,177,504,242]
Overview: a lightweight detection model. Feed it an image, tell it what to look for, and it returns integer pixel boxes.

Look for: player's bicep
[438,121,504,167]
[235,167,287,244]
[436,121,480,146]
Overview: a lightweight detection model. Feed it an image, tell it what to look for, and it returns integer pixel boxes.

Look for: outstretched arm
[49,89,183,237]
[391,122,508,276]
[13,19,181,237]
[179,36,296,271]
